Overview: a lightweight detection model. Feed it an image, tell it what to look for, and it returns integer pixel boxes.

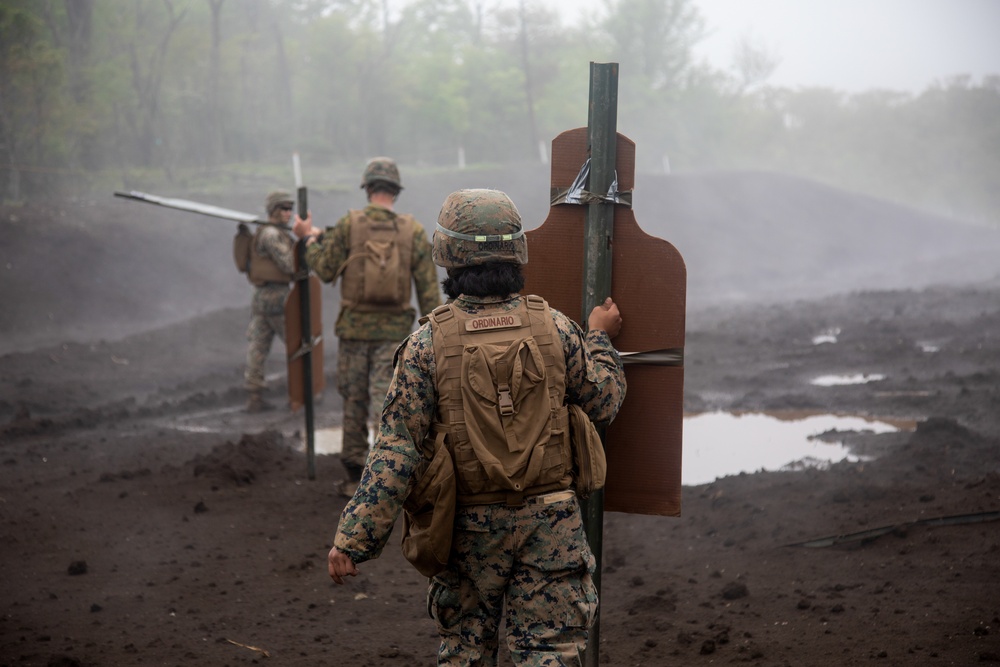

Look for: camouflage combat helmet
[432,189,528,269]
[265,190,294,216]
[360,157,403,191]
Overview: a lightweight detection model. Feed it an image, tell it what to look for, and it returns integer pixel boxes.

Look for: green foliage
[601,0,706,90]
[0,4,71,198]
[1,0,997,226]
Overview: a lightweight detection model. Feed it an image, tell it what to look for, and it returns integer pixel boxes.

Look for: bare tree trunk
[518,0,540,160]
[63,0,94,104]
[37,1,94,175]
[207,0,225,167]
[239,0,262,161]
[126,0,187,169]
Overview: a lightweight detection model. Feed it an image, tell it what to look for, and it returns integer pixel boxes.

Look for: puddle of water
[309,427,379,455]
[682,411,900,486]
[812,327,841,345]
[313,427,343,455]
[810,373,886,386]
[313,413,902,488]
[167,424,220,434]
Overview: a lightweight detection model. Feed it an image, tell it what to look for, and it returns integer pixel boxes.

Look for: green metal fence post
[581,60,618,667]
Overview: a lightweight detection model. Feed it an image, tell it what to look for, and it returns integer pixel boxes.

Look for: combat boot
[246,390,272,413]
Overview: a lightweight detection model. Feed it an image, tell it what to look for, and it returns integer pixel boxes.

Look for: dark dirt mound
[185,430,296,487]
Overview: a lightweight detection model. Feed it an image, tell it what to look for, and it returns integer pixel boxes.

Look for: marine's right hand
[328,546,359,585]
[588,297,622,339]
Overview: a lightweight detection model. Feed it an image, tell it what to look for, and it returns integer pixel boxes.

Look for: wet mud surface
[1,180,999,665]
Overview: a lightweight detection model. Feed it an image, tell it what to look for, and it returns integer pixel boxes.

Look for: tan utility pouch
[338,211,414,312]
[362,237,401,304]
[568,403,607,497]
[401,430,456,578]
[457,335,552,494]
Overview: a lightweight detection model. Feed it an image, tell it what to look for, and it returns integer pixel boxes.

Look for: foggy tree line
[1,0,997,226]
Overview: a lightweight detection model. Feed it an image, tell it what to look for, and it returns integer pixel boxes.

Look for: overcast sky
[539,0,1000,92]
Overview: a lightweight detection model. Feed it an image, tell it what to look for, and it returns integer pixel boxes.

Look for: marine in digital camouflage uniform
[327,189,626,666]
[244,191,296,413]
[293,158,441,495]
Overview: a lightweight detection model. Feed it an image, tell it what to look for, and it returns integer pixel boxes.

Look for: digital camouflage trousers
[427,492,598,666]
[336,338,397,476]
[244,285,288,391]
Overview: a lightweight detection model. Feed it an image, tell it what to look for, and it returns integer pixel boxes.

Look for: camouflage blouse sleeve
[410,222,442,316]
[555,309,627,424]
[304,213,351,283]
[257,226,296,275]
[333,325,437,564]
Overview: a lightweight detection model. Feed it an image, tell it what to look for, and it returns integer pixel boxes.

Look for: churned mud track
[2,282,999,666]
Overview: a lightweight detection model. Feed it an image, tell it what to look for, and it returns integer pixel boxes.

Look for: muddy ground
[1,168,999,666]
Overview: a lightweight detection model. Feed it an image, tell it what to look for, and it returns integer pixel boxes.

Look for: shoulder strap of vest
[523,295,565,427]
[333,210,367,280]
[429,302,455,323]
[429,303,467,446]
[393,215,415,300]
[251,223,266,246]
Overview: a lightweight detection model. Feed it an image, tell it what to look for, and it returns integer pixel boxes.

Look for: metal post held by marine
[285,153,325,480]
[296,154,316,479]
[296,240,316,480]
[579,60,618,667]
[284,241,324,477]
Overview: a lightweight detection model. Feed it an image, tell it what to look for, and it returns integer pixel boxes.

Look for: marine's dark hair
[442,262,525,299]
[366,181,401,198]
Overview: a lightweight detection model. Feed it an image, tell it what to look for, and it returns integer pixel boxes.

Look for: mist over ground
[2,164,998,356]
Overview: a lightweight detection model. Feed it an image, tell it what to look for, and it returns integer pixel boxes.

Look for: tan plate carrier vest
[337,210,415,313]
[429,295,573,506]
[248,226,293,286]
